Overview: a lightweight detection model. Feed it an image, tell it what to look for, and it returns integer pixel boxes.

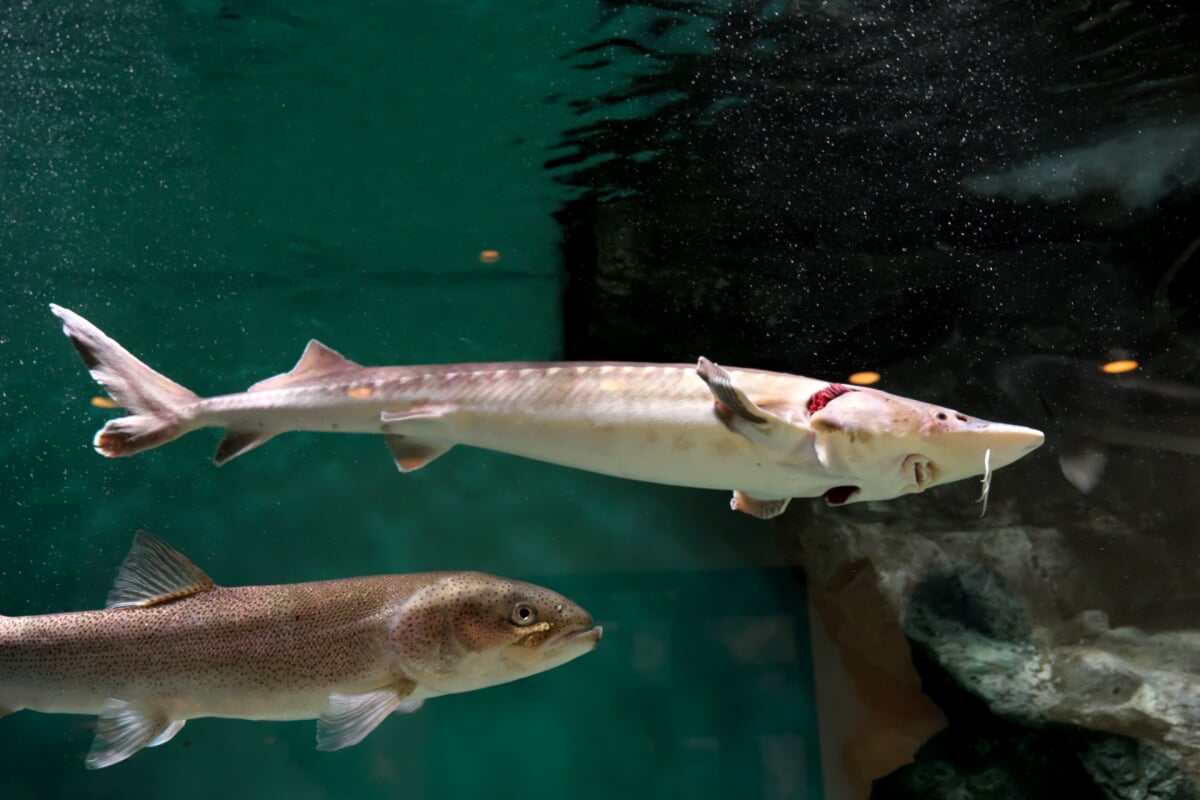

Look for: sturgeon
[51,304,1044,518]
[0,531,601,768]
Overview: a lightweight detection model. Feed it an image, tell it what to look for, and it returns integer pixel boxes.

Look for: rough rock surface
[776,475,1200,792]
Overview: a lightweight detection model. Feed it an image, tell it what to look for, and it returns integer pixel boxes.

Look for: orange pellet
[1101,360,1138,374]
[479,250,500,263]
[91,396,120,408]
[848,371,881,385]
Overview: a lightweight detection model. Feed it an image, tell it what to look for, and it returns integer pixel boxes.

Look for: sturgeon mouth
[823,486,859,505]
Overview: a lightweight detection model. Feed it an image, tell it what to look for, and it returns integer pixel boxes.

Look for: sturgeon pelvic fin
[50,304,201,458]
[106,531,215,610]
[316,680,420,751]
[385,436,453,472]
[87,699,176,770]
[731,491,791,519]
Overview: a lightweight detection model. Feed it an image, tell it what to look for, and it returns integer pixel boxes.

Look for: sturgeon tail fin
[50,304,202,458]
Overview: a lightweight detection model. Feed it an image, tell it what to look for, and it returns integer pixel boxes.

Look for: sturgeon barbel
[0,531,601,768]
[51,304,1043,518]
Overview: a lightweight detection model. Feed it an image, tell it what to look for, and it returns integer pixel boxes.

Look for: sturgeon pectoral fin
[106,531,215,610]
[316,680,418,751]
[87,699,174,769]
[696,357,768,425]
[213,429,278,466]
[385,436,453,472]
[730,491,791,519]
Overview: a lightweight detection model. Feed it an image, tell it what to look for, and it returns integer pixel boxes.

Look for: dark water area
[1,0,1198,798]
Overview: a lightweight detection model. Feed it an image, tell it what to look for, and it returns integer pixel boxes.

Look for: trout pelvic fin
[316,680,421,751]
[106,531,215,610]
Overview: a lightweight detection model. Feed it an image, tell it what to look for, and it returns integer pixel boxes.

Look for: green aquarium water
[0,2,823,799]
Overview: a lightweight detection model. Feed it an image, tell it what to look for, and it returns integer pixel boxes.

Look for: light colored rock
[778,488,1200,787]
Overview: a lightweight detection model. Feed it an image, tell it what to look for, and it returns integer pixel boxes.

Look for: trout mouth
[545,625,603,649]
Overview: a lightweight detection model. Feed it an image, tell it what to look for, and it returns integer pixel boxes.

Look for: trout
[51,304,1043,518]
[0,532,601,768]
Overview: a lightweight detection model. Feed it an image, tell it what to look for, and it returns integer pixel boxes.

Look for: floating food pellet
[479,250,500,263]
[848,371,881,385]
[91,396,120,408]
[1101,360,1138,374]
[347,386,374,398]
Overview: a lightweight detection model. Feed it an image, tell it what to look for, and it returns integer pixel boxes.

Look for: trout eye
[511,602,538,627]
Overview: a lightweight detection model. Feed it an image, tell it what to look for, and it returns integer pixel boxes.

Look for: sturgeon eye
[511,602,538,627]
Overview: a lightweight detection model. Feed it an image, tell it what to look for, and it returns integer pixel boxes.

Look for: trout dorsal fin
[105,531,215,609]
[248,339,361,392]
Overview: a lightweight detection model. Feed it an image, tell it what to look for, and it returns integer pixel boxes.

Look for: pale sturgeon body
[0,532,600,768]
[51,305,1044,517]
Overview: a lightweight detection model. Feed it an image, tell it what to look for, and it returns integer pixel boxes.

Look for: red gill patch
[807,383,856,414]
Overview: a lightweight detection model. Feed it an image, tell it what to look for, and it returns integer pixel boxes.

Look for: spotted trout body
[51,305,1044,517]
[0,533,600,768]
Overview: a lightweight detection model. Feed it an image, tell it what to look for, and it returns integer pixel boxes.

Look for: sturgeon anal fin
[379,404,457,424]
[248,340,361,393]
[731,491,791,519]
[148,720,186,747]
[385,436,453,473]
[106,530,215,610]
[86,699,174,769]
[1058,440,1108,494]
[212,429,278,467]
[696,356,776,430]
[316,680,418,751]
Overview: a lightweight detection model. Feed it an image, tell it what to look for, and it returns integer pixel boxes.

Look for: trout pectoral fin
[316,679,418,752]
[385,436,453,473]
[105,531,215,610]
[730,491,791,519]
[86,699,175,769]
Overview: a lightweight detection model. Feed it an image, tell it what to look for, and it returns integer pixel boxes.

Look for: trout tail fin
[50,304,201,458]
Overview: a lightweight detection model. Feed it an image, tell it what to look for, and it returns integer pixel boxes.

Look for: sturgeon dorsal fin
[248,339,361,393]
[105,531,215,610]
